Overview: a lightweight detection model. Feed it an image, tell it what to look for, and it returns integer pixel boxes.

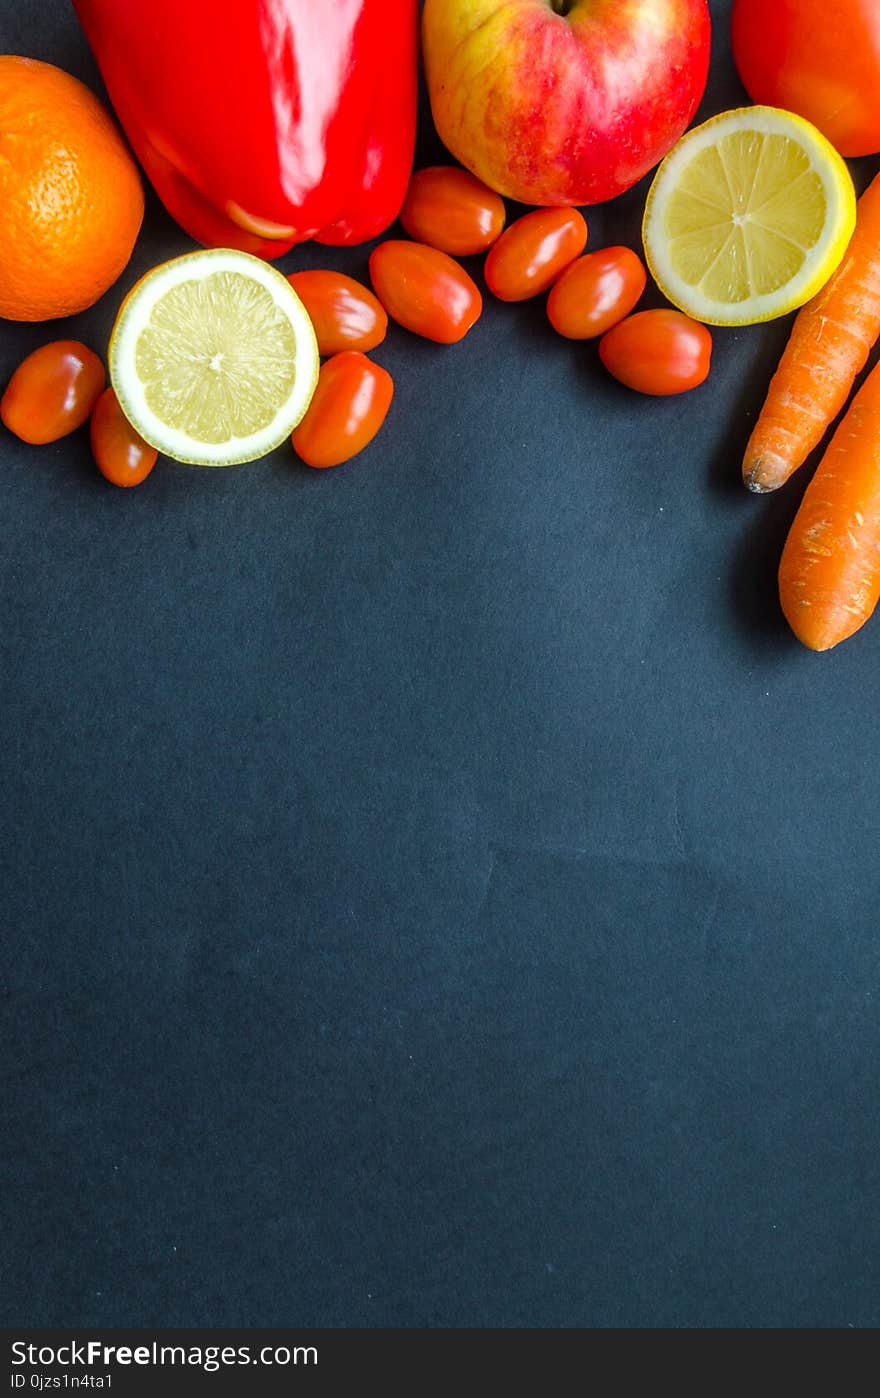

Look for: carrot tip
[743,466,773,494]
[794,632,835,652]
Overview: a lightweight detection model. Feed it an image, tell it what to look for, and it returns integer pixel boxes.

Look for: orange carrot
[779,358,880,651]
[744,171,880,494]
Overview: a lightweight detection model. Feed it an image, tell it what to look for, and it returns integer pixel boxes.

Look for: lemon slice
[643,106,856,327]
[109,248,319,465]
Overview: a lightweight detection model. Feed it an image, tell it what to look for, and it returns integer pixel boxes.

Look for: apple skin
[422,0,711,206]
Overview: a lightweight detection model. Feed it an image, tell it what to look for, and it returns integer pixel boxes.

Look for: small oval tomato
[369,241,482,344]
[287,270,387,356]
[292,351,394,469]
[598,310,712,396]
[399,166,506,255]
[732,0,880,157]
[484,207,588,302]
[1,341,105,444]
[90,388,158,487]
[547,247,647,340]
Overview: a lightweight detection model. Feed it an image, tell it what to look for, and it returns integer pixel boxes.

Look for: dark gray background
[4,0,880,1328]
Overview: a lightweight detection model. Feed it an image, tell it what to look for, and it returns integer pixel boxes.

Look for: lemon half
[643,106,856,327]
[109,248,319,466]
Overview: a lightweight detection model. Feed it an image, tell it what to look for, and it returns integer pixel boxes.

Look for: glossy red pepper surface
[72,0,419,259]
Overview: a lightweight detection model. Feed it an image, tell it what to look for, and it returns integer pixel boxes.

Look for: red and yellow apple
[422,0,711,206]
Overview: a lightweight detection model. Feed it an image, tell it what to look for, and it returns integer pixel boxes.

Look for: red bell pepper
[72,0,419,260]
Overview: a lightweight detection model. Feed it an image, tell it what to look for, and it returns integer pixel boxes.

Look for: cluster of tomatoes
[292,164,714,470]
[1,342,156,485]
[0,164,715,485]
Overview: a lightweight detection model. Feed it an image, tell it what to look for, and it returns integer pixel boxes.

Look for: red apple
[422,0,711,206]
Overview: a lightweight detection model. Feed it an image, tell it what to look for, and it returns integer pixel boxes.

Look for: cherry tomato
[292,351,394,469]
[1,341,105,444]
[598,310,712,396]
[369,240,482,344]
[547,247,647,340]
[287,270,387,356]
[399,166,506,256]
[90,388,158,487]
[484,207,588,302]
[732,0,880,157]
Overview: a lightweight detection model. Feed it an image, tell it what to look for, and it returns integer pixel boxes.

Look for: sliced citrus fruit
[643,106,856,327]
[109,248,319,466]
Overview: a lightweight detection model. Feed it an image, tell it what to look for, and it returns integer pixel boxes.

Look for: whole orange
[0,56,145,321]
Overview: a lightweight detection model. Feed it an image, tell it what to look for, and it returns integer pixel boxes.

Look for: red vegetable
[292,352,394,469]
[399,166,506,255]
[287,271,387,356]
[732,0,880,157]
[484,208,587,302]
[90,388,157,486]
[547,248,647,340]
[1,341,105,444]
[369,240,482,344]
[71,0,419,257]
[599,310,712,396]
